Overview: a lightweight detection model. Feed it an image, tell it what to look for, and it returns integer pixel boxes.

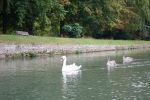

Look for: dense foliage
[1,0,150,39]
[62,23,83,38]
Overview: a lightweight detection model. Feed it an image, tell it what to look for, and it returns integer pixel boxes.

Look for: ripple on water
[87,87,93,90]
[131,81,148,88]
[97,80,102,83]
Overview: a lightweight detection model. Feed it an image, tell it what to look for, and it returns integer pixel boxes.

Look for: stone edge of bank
[0,43,150,59]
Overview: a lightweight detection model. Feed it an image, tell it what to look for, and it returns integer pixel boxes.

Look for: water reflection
[0,49,150,100]
[62,70,82,99]
[107,65,116,73]
[106,56,150,100]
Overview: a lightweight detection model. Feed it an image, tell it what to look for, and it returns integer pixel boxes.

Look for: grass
[0,34,150,45]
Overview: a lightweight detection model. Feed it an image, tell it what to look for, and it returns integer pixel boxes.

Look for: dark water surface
[0,49,150,100]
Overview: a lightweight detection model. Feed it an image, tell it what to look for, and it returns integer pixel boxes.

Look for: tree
[48,1,67,36]
[1,0,150,40]
[2,0,8,33]
[10,0,53,35]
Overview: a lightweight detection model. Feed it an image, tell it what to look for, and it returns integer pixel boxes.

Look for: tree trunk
[27,22,33,35]
[60,20,64,37]
[2,0,7,34]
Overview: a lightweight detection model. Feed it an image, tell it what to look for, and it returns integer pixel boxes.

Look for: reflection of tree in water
[62,70,82,100]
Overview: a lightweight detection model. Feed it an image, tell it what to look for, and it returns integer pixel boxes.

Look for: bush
[62,25,72,32]
[71,23,83,38]
[62,23,83,38]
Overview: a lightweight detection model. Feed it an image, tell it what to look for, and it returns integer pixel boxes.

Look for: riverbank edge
[0,43,150,59]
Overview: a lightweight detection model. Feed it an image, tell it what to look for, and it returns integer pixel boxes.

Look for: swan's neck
[62,58,67,67]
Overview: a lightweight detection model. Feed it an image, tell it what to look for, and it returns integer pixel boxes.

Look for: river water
[0,49,150,100]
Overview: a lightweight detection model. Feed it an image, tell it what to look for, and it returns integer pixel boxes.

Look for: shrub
[62,25,72,32]
[71,23,83,38]
[62,23,83,38]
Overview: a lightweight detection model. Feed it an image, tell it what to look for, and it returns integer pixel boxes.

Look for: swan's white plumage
[107,58,117,67]
[123,56,133,63]
[61,56,82,72]
[107,60,117,67]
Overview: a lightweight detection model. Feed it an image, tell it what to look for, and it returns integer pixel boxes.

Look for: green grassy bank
[0,35,150,45]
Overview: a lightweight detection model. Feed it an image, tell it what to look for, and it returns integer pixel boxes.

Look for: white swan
[61,56,82,72]
[107,57,117,67]
[123,55,133,63]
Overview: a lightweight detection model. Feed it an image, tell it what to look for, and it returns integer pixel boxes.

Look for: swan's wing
[107,60,117,67]
[73,63,76,66]
[78,65,82,69]
[68,64,81,70]
[127,57,133,59]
